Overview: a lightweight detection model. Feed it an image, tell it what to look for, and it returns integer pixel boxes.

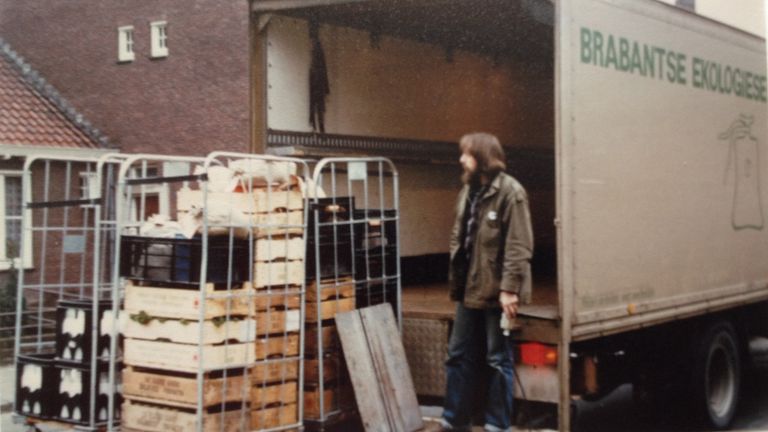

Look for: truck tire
[691,321,741,430]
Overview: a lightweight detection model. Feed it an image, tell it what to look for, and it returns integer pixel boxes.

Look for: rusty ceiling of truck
[270,0,554,63]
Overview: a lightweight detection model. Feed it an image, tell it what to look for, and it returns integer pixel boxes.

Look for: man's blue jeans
[442,303,514,431]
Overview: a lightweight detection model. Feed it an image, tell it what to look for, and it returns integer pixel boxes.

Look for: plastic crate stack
[353,208,399,317]
[118,178,304,431]
[16,299,120,426]
[304,198,357,426]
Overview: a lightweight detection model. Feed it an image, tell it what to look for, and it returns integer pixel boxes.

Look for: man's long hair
[459,132,507,184]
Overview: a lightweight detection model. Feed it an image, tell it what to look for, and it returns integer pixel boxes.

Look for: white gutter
[0,144,118,158]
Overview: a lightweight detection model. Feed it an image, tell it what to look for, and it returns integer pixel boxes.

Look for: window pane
[5,177,21,216]
[5,176,22,258]
[6,219,20,259]
[118,26,135,62]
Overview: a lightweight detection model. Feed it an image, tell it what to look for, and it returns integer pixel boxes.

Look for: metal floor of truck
[402,275,559,320]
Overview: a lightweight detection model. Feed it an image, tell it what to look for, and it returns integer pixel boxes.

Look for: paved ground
[573,364,768,432]
[421,361,768,432]
[1,364,22,432]
[421,407,557,432]
[2,363,766,432]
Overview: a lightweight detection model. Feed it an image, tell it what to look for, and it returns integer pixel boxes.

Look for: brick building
[0,38,112,360]
[0,0,252,156]
[0,38,111,272]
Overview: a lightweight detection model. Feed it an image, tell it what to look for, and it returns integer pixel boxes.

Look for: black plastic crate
[56,299,115,363]
[120,235,249,286]
[54,360,122,425]
[306,231,354,280]
[352,208,397,249]
[354,245,398,280]
[355,280,399,317]
[309,197,355,225]
[306,197,355,280]
[15,353,59,419]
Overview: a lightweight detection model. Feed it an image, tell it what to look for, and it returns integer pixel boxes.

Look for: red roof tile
[0,43,102,149]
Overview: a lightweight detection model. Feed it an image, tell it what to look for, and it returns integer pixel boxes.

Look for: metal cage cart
[113,153,309,432]
[304,157,401,430]
[13,153,127,431]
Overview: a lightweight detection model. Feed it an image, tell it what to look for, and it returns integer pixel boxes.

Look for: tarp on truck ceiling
[251,0,554,61]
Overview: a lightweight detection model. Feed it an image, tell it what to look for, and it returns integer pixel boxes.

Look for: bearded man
[431,132,534,432]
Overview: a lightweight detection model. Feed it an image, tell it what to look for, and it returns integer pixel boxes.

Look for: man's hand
[499,291,519,319]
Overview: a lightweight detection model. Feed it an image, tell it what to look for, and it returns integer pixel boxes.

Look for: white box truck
[249,0,768,430]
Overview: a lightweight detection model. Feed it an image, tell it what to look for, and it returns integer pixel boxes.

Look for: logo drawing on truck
[720,114,764,231]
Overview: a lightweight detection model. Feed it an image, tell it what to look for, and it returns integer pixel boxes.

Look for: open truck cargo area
[251,0,559,311]
[250,0,768,429]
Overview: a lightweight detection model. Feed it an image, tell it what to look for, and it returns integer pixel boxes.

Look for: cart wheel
[691,321,741,430]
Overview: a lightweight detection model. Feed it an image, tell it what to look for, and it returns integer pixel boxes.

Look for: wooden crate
[251,381,298,408]
[255,333,300,360]
[251,360,299,384]
[124,281,251,320]
[250,404,298,430]
[122,429,300,432]
[305,354,346,384]
[123,366,249,407]
[254,308,300,336]
[305,297,356,323]
[306,278,355,301]
[250,287,302,311]
[255,236,304,262]
[304,384,355,419]
[124,339,254,372]
[253,260,304,289]
[123,317,257,344]
[305,323,340,355]
[122,399,250,432]
[252,187,303,211]
[302,411,362,432]
[254,211,304,238]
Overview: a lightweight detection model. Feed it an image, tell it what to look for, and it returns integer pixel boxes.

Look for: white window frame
[0,171,33,271]
[79,172,99,208]
[118,25,135,62]
[150,21,169,58]
[128,166,170,222]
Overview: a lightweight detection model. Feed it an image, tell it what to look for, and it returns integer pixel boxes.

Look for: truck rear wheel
[692,321,741,430]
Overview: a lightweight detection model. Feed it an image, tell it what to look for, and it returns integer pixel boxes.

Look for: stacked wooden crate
[251,228,304,430]
[304,279,356,422]
[121,178,305,431]
[121,278,257,432]
[304,198,357,426]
